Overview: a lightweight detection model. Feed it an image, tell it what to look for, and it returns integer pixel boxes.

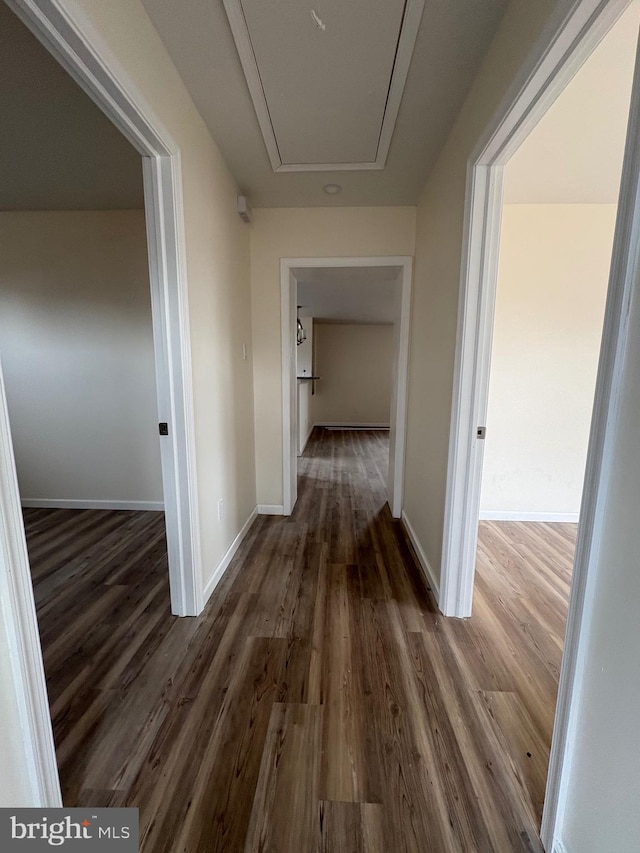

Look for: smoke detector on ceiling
[237,195,252,223]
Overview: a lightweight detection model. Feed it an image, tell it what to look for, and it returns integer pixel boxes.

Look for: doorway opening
[0,0,201,807]
[441,0,640,847]
[4,0,201,620]
[281,257,412,519]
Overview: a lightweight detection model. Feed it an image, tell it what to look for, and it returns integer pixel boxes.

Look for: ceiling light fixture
[322,183,342,195]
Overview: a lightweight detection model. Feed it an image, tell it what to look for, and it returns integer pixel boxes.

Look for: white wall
[479,204,615,518]
[296,317,313,377]
[250,206,415,507]
[402,0,577,585]
[296,316,314,454]
[297,379,313,455]
[0,210,163,507]
[312,323,393,425]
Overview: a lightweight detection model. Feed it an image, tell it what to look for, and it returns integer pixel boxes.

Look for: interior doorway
[4,0,201,621]
[280,257,412,518]
[0,0,203,807]
[440,0,640,847]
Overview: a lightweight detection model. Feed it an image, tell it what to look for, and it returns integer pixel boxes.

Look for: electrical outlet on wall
[217,498,224,521]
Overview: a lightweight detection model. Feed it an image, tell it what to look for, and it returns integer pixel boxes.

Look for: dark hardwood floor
[24,428,575,852]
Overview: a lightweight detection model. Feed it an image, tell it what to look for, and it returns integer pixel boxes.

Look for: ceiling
[295,266,401,323]
[504,0,640,204]
[8,0,635,213]
[140,0,510,207]
[0,3,143,211]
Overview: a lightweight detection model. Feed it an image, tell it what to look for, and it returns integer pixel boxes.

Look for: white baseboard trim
[401,510,440,603]
[21,498,165,511]
[202,507,258,605]
[316,422,390,430]
[479,510,579,523]
[257,504,285,515]
[302,423,315,452]
[298,424,315,457]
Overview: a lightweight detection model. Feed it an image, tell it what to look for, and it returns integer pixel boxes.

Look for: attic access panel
[223,0,424,172]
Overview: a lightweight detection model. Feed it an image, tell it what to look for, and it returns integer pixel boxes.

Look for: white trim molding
[20,499,165,512]
[478,510,579,523]
[401,511,440,602]
[142,154,202,617]
[440,163,504,618]
[281,256,412,519]
[6,0,202,618]
[441,0,631,620]
[316,422,391,429]
[222,0,424,173]
[299,422,315,455]
[257,505,285,516]
[543,20,640,850]
[0,363,61,807]
[202,508,258,604]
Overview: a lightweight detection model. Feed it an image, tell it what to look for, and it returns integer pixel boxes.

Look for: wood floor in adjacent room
[24,428,576,852]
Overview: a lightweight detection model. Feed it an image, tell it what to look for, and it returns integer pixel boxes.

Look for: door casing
[0,0,204,806]
[439,0,640,847]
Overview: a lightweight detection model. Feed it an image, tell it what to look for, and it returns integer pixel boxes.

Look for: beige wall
[55,0,256,589]
[480,204,614,516]
[250,206,415,507]
[312,323,393,425]
[0,210,163,505]
[402,0,573,581]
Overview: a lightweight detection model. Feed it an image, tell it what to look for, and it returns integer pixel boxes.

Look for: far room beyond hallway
[280,256,413,523]
[293,264,404,506]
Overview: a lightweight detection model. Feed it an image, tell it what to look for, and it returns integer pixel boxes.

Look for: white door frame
[439,0,639,848]
[441,0,631,619]
[6,0,202,618]
[0,0,203,805]
[281,256,412,517]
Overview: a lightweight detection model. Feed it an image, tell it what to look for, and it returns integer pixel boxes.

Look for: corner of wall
[401,510,440,606]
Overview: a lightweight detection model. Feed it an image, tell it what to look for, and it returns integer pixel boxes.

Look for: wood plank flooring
[24,428,575,852]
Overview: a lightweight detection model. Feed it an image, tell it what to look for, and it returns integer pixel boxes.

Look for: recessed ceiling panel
[224,0,424,171]
[143,0,512,203]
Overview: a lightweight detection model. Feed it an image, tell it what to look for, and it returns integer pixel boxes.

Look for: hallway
[25,428,571,852]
